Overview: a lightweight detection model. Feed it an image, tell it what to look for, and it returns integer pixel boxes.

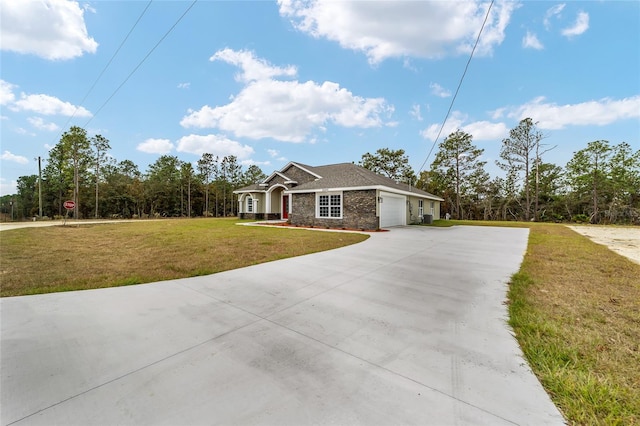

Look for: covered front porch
[237,185,290,220]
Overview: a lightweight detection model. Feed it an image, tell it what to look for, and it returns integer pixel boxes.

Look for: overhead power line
[83,0,198,128]
[79,1,155,115]
[417,0,495,175]
[51,1,153,144]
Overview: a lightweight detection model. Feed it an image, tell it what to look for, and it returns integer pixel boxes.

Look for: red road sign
[63,200,75,210]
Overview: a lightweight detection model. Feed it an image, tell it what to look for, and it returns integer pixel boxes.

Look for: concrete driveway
[1,226,564,425]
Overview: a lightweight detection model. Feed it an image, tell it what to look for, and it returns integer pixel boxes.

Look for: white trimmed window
[418,200,424,217]
[317,192,342,218]
[246,196,253,213]
[430,201,435,215]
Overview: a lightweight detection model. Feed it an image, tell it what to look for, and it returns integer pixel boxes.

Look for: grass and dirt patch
[0,218,368,297]
[427,219,640,424]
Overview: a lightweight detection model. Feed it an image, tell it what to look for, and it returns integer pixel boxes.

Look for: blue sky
[1,0,639,195]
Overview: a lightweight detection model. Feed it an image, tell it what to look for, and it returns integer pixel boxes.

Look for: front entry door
[282,195,289,219]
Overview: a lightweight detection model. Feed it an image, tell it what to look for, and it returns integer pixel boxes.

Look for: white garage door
[379,191,406,227]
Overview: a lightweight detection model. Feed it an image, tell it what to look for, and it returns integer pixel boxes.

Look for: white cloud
[28,116,59,131]
[182,79,390,142]
[421,112,508,141]
[430,83,451,98]
[402,58,418,72]
[210,48,297,83]
[522,31,544,50]
[562,11,589,37]
[490,107,506,120]
[2,80,90,118]
[1,80,17,105]
[410,104,423,121]
[267,149,287,161]
[0,0,98,60]
[177,82,190,89]
[0,178,18,196]
[278,0,518,64]
[182,50,392,143]
[136,138,174,154]
[507,95,640,129]
[422,95,640,142]
[241,159,271,167]
[82,3,96,14]
[11,93,92,117]
[460,120,509,140]
[1,150,29,164]
[544,4,565,30]
[176,134,254,158]
[15,127,35,136]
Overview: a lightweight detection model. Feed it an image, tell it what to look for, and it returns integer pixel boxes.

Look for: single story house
[234,162,443,230]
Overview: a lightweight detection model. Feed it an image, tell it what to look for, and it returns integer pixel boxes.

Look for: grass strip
[429,220,640,424]
[510,224,639,425]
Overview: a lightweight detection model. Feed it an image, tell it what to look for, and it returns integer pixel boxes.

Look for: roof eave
[282,161,323,179]
[233,189,267,194]
[285,185,444,201]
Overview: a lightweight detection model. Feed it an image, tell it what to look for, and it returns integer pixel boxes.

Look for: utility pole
[38,156,43,218]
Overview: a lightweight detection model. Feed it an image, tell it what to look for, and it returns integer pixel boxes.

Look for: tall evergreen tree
[566,140,612,223]
[608,142,640,222]
[430,130,486,220]
[241,165,267,186]
[91,134,111,218]
[61,126,92,218]
[360,148,415,183]
[220,155,242,216]
[197,153,217,216]
[16,175,38,219]
[180,162,195,217]
[498,118,543,221]
[146,155,182,216]
[43,142,72,217]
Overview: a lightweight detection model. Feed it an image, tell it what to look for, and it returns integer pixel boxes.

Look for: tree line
[1,126,267,220]
[360,118,639,224]
[3,119,639,224]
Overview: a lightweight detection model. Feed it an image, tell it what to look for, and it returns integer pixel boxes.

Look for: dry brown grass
[431,220,640,423]
[0,218,368,297]
[508,224,640,424]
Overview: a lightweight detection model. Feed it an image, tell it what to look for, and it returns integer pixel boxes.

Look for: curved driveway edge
[1,226,564,425]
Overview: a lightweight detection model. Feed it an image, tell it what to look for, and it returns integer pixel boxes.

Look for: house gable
[279,162,321,186]
[235,161,443,229]
[263,171,291,186]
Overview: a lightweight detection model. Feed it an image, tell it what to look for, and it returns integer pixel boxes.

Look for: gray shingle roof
[235,162,444,201]
[234,183,263,192]
[289,162,443,200]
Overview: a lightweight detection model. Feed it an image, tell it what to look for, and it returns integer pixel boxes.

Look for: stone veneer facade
[289,189,379,230]
[238,212,281,220]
